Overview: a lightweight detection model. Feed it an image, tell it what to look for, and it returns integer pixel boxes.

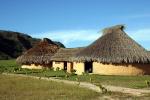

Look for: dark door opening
[64,61,67,70]
[49,62,52,68]
[70,62,73,72]
[85,62,93,73]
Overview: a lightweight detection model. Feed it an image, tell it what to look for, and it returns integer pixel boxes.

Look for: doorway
[84,62,93,73]
[64,61,67,70]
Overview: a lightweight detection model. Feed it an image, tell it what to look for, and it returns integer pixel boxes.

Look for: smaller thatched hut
[72,25,150,75]
[16,38,60,69]
[51,47,84,72]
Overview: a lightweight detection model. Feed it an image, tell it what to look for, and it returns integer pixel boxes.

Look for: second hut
[16,38,60,69]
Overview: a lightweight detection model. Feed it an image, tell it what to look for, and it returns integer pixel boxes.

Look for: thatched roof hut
[73,25,150,63]
[16,38,60,64]
[51,47,84,62]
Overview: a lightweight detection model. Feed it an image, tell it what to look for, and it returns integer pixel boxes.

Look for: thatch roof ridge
[72,25,150,63]
[102,25,125,36]
[16,39,60,64]
[51,47,84,61]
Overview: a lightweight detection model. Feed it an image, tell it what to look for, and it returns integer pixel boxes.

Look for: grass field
[0,59,20,73]
[1,60,150,99]
[0,60,150,89]
[1,74,150,100]
[61,74,150,89]
[0,60,67,77]
[0,74,100,100]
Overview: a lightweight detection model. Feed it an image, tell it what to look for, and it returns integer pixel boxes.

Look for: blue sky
[0,0,150,50]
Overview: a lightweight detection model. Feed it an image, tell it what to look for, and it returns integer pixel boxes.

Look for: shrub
[145,80,150,87]
[90,77,92,83]
[0,68,4,74]
[76,77,80,86]
[61,69,67,73]
[95,83,108,94]
[71,69,76,75]
[50,67,54,71]
[13,67,19,72]
[82,72,89,76]
[65,74,69,79]
[56,67,60,71]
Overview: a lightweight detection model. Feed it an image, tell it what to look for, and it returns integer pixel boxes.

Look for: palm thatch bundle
[72,25,150,63]
[16,38,60,64]
[51,47,84,61]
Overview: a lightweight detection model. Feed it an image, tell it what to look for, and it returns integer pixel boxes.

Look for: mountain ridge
[0,30,65,60]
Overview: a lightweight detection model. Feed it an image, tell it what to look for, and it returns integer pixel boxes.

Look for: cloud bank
[33,30,100,47]
[129,29,150,41]
[33,28,150,50]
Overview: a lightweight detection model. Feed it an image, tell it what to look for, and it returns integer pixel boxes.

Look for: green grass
[1,74,150,100]
[0,74,100,100]
[0,59,17,66]
[0,59,20,73]
[16,69,67,77]
[0,60,67,77]
[0,59,150,99]
[61,74,150,89]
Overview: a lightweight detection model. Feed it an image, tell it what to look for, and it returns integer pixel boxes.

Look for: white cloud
[128,29,150,41]
[33,28,150,49]
[33,30,100,46]
[127,29,150,50]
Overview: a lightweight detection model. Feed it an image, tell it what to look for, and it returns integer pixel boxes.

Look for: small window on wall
[55,62,61,64]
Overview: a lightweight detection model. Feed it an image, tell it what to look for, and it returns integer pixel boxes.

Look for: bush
[56,67,60,71]
[50,67,54,70]
[65,74,69,79]
[76,77,80,86]
[145,80,150,87]
[82,72,89,76]
[90,77,92,83]
[13,67,19,72]
[71,69,76,75]
[95,83,108,94]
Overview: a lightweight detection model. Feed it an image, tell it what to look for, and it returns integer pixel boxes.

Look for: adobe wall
[21,64,43,69]
[52,61,64,70]
[93,62,150,75]
[67,62,72,73]
[73,62,84,75]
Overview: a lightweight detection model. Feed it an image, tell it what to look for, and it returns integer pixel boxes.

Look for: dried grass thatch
[51,47,84,61]
[72,25,150,63]
[16,38,60,64]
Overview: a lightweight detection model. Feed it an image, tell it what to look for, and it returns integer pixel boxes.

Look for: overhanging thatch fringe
[51,47,84,61]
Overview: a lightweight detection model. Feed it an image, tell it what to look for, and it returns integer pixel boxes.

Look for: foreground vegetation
[1,60,150,99]
[0,60,150,89]
[1,73,150,99]
[0,74,100,100]
[62,74,150,89]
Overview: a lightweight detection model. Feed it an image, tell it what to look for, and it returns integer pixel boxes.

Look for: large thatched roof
[51,47,84,61]
[73,25,150,63]
[16,38,60,64]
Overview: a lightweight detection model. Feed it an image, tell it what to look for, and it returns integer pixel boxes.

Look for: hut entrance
[84,62,93,73]
[49,62,53,68]
[71,62,73,71]
[64,61,67,70]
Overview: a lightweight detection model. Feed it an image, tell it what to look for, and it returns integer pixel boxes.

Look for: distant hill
[0,30,65,60]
